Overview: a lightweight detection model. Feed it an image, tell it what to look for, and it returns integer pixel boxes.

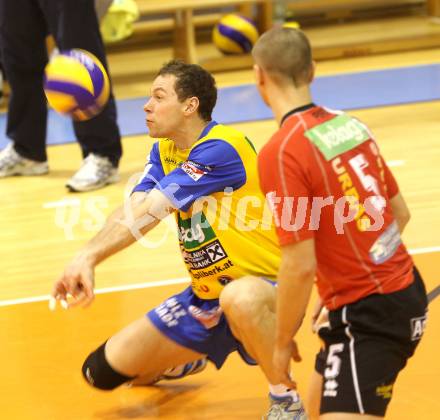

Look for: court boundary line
[0,277,189,308]
[428,286,440,303]
[1,246,439,308]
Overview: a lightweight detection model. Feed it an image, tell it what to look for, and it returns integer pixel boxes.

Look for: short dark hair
[157,60,217,121]
[252,28,312,87]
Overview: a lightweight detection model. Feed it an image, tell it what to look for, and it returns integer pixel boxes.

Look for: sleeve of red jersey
[382,156,400,199]
[259,147,314,247]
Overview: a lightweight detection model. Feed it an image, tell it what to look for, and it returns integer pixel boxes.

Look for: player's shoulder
[204,123,248,144]
[194,123,253,159]
[283,105,354,149]
[262,115,308,155]
[272,105,332,143]
[260,106,338,160]
[302,106,362,134]
[190,137,243,167]
[297,105,341,132]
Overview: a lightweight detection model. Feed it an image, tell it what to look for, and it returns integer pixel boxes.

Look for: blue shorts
[147,285,259,369]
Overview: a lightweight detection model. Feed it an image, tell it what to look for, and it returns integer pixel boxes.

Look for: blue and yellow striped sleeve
[156,139,246,211]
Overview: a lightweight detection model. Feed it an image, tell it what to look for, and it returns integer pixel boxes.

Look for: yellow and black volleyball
[213,14,259,54]
[43,49,110,121]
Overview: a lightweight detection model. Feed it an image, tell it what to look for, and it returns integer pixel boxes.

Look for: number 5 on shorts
[323,343,344,397]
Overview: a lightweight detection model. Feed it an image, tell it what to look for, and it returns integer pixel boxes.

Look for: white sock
[269,383,300,402]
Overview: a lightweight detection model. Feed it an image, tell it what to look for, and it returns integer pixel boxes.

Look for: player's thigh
[307,370,323,420]
[320,413,382,420]
[106,315,204,377]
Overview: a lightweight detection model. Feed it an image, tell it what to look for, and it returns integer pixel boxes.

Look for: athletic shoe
[266,393,308,420]
[156,358,208,382]
[66,153,119,192]
[0,143,48,177]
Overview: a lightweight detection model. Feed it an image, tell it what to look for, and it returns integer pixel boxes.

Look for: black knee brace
[82,342,135,390]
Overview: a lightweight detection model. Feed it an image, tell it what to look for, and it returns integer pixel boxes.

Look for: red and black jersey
[258,104,413,310]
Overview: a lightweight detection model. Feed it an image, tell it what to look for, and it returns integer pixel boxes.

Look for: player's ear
[253,64,264,87]
[184,97,199,115]
[308,61,316,84]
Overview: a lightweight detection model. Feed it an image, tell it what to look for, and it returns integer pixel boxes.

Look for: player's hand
[272,340,301,389]
[50,254,95,310]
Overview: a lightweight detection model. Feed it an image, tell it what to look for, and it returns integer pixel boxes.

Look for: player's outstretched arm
[50,189,175,309]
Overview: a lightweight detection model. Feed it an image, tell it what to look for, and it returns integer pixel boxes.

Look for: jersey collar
[281,103,316,127]
[198,120,218,139]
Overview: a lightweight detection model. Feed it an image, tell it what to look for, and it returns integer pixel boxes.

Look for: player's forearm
[389,193,410,234]
[79,198,159,266]
[275,251,315,346]
[393,208,410,234]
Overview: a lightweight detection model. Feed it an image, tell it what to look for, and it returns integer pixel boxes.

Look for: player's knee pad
[82,342,134,391]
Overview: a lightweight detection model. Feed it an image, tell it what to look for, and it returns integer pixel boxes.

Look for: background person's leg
[0,0,48,162]
[39,0,122,167]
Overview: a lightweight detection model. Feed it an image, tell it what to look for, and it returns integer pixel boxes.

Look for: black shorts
[315,267,428,417]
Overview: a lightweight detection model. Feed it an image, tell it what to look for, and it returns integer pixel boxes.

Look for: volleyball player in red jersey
[252,27,428,419]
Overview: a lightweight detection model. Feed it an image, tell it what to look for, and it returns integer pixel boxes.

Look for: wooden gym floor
[0,41,439,419]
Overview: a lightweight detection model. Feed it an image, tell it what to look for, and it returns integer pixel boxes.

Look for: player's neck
[171,119,209,150]
[269,84,313,126]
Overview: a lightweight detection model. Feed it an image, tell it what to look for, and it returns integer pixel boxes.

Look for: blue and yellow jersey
[133,121,280,299]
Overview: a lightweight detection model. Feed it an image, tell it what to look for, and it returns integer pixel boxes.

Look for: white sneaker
[266,393,308,420]
[160,358,208,381]
[148,358,208,385]
[66,153,119,192]
[0,143,49,177]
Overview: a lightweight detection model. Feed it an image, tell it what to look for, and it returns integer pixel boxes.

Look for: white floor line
[0,277,189,308]
[1,246,439,308]
[408,246,440,255]
[387,160,406,167]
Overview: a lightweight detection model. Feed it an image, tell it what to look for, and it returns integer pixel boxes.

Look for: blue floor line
[1,64,439,149]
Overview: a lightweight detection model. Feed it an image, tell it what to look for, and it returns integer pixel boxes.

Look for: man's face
[144,74,185,139]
